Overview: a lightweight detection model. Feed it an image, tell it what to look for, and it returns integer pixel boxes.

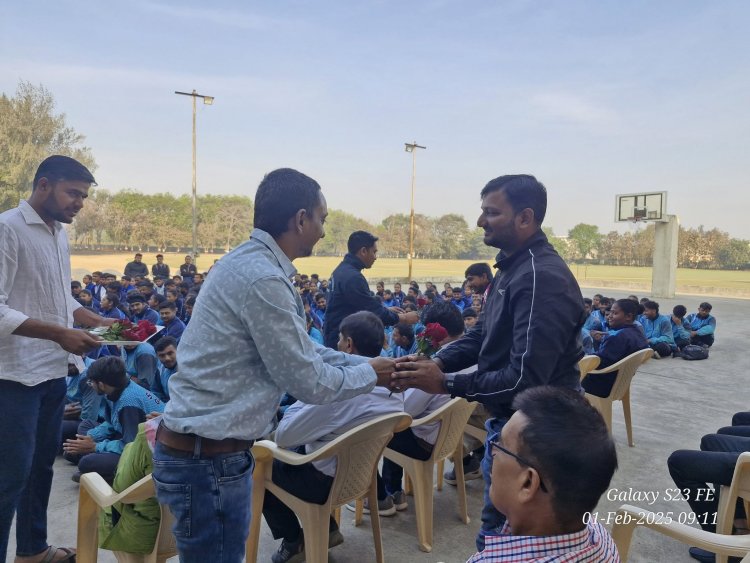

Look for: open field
[71,252,750,297]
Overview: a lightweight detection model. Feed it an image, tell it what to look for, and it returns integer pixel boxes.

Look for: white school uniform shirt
[0,201,81,385]
[275,386,405,477]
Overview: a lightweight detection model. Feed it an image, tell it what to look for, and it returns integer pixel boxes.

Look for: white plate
[90,325,165,346]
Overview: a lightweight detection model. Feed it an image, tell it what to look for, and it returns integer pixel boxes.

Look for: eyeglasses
[490,440,548,493]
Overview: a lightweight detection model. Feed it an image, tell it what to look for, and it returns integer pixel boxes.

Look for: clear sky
[2,1,749,238]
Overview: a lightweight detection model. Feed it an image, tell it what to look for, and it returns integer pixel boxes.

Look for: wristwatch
[444,374,456,395]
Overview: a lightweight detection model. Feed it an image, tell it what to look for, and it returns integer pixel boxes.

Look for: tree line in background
[67,188,496,261]
[2,81,749,269]
[557,223,750,270]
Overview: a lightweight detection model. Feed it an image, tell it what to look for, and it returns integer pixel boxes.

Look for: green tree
[567,223,601,262]
[0,81,96,211]
[716,239,750,270]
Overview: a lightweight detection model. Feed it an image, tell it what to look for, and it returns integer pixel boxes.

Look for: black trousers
[650,342,673,357]
[262,459,335,542]
[377,429,433,498]
[668,432,750,532]
[691,333,715,347]
[61,419,120,480]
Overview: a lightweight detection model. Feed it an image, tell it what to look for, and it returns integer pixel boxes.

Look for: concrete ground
[7,290,748,562]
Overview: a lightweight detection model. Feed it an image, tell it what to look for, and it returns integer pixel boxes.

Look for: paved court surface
[7,290,748,562]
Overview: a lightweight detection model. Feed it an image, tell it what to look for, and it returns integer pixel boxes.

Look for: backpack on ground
[680,344,709,361]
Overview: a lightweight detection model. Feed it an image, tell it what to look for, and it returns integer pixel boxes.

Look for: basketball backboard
[615,191,668,222]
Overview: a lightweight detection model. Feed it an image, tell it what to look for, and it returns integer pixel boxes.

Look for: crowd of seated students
[581,293,718,363]
[61,257,733,562]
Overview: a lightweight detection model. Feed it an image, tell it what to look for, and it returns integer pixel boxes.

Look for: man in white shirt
[262,311,404,563]
[0,156,109,563]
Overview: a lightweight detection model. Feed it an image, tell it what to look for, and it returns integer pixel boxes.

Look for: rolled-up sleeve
[244,276,376,404]
[0,224,29,336]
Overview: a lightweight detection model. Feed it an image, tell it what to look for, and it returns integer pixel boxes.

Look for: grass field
[70,252,750,297]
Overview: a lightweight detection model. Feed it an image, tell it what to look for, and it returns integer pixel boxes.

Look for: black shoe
[444,454,482,486]
[272,536,304,563]
[688,546,742,563]
[71,471,81,483]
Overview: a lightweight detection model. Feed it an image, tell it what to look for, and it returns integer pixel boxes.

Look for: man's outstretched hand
[392,355,447,395]
[369,356,398,388]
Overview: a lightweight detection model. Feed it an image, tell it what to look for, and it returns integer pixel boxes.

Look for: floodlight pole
[404,141,426,281]
[175,89,214,259]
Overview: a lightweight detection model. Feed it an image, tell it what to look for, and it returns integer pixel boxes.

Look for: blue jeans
[477,416,509,552]
[152,441,254,563]
[0,377,66,560]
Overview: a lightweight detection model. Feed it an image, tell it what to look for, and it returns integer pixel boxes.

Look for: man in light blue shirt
[153,169,398,563]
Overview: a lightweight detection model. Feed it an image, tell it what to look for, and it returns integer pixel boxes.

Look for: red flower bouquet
[97,320,158,343]
[416,322,449,357]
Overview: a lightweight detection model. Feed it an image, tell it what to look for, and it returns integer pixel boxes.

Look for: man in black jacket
[323,231,418,349]
[393,174,586,550]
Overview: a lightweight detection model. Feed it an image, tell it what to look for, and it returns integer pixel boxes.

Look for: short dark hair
[643,300,659,314]
[103,294,119,307]
[699,302,713,311]
[33,155,96,190]
[452,287,462,294]
[107,281,122,292]
[314,292,326,302]
[347,231,378,255]
[155,336,178,353]
[253,168,322,237]
[393,322,415,347]
[71,281,82,288]
[480,174,547,225]
[673,305,687,318]
[614,298,639,321]
[134,253,142,257]
[423,300,464,337]
[462,308,478,319]
[79,289,91,297]
[512,387,617,527]
[166,289,179,299]
[583,297,592,306]
[465,262,492,279]
[156,253,163,258]
[151,293,166,306]
[159,300,177,311]
[339,311,384,358]
[87,356,128,388]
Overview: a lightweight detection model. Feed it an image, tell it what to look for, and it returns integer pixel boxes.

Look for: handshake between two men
[367,354,446,395]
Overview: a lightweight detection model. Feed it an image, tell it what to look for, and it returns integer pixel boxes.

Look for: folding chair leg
[622,389,634,447]
[355,497,364,526]
[368,476,385,563]
[77,486,100,563]
[453,443,470,524]
[245,465,267,563]
[332,506,341,528]
[436,459,444,491]
[299,504,331,563]
[410,462,435,552]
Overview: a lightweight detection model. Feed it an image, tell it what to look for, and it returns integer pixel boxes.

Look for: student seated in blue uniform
[157,301,185,343]
[62,356,164,482]
[389,323,417,358]
[128,293,160,325]
[121,342,159,390]
[152,336,179,402]
[685,302,717,347]
[641,300,675,359]
[670,305,691,351]
[581,299,649,398]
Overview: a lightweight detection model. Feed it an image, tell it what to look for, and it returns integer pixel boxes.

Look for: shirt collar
[19,200,61,233]
[486,521,593,555]
[494,229,548,270]
[250,228,297,279]
[344,253,366,270]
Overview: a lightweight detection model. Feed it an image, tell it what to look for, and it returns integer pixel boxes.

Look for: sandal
[38,546,76,563]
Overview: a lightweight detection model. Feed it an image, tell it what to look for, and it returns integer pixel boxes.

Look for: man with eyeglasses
[466,386,620,562]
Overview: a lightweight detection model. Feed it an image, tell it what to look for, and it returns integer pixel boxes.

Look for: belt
[156,422,254,456]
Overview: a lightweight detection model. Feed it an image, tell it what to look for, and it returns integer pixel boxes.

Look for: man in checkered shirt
[466,387,620,562]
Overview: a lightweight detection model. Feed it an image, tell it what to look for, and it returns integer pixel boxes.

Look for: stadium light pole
[404,141,426,281]
[175,89,214,259]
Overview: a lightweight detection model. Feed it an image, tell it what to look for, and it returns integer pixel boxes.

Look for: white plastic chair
[245,412,412,563]
[584,348,653,446]
[356,398,477,552]
[77,473,177,563]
